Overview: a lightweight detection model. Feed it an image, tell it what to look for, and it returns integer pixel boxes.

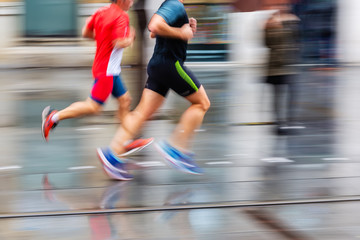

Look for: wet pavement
[0,65,360,239]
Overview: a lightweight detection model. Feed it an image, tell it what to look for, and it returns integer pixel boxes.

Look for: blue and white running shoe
[96,147,133,181]
[155,140,203,175]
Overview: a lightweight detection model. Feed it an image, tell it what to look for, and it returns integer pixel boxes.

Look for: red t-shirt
[86,4,129,77]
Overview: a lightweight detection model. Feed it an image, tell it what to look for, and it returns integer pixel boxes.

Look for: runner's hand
[180,24,194,41]
[129,26,136,41]
[149,32,156,39]
[189,18,197,33]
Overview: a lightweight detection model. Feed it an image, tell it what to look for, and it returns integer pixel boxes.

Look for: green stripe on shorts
[175,60,199,92]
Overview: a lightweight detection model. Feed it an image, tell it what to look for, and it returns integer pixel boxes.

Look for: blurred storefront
[232,0,262,12]
[0,0,359,65]
[25,0,77,37]
[184,0,233,62]
[292,0,337,65]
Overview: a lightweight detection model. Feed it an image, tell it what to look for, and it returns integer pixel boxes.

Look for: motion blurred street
[1,63,360,239]
[1,0,360,239]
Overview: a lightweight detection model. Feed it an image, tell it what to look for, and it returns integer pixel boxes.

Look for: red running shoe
[41,106,58,141]
[119,137,154,157]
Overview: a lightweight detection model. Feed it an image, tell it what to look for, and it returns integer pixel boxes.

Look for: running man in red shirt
[42,0,153,169]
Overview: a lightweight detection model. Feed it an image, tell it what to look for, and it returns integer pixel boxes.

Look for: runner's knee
[91,104,102,114]
[86,100,102,114]
[199,97,211,112]
[119,94,132,109]
[133,109,149,122]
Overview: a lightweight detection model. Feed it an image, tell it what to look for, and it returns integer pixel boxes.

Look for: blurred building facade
[0,0,359,64]
[293,0,337,65]
[0,0,234,66]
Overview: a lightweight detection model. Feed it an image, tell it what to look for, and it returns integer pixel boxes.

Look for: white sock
[51,113,59,123]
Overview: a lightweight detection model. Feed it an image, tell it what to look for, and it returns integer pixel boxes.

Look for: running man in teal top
[97,0,211,178]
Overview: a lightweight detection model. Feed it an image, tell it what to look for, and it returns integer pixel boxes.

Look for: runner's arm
[82,15,95,39]
[113,26,136,49]
[82,26,95,39]
[148,14,193,41]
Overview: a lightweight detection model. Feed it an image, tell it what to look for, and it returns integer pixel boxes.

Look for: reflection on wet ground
[0,66,360,239]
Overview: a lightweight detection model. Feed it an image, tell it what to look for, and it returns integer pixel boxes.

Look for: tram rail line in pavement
[1,195,360,219]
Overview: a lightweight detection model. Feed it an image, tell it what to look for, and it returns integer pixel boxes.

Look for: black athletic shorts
[145,55,201,97]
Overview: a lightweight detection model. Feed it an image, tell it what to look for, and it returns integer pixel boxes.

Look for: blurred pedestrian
[97,0,211,180]
[263,2,301,135]
[41,0,153,161]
